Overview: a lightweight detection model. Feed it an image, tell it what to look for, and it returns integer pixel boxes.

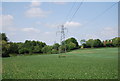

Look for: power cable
[68,0,84,23]
[83,2,117,26]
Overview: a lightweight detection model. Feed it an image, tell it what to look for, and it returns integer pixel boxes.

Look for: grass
[2,47,118,79]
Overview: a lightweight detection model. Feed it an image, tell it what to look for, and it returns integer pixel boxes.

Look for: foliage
[0,33,10,57]
[80,39,86,45]
[18,40,46,54]
[51,49,58,54]
[1,40,10,57]
[93,39,103,47]
[19,48,29,54]
[66,42,76,51]
[41,46,52,54]
[86,39,94,48]
[59,45,66,53]
[65,37,79,50]
[112,37,120,47]
[85,39,103,48]
[1,33,120,56]
[52,43,60,50]
[9,42,19,54]
[0,33,8,42]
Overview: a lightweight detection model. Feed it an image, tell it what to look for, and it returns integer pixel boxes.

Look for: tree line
[0,33,120,57]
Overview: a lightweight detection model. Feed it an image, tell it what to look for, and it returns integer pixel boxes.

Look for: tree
[41,46,52,54]
[19,48,29,54]
[33,46,41,53]
[18,40,46,54]
[80,39,86,45]
[86,39,94,48]
[1,40,10,57]
[66,42,76,51]
[86,39,103,48]
[93,39,103,47]
[0,33,8,42]
[80,39,86,48]
[65,37,79,49]
[51,49,58,54]
[0,33,10,57]
[103,40,113,47]
[59,45,66,53]
[112,37,120,47]
[9,42,19,54]
[53,43,60,50]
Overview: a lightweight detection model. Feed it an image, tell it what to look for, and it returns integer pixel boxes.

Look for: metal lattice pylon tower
[56,24,67,53]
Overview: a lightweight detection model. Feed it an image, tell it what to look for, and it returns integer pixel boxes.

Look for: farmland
[2,47,118,79]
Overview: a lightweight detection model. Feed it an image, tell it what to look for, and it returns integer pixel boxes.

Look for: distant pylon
[56,24,67,53]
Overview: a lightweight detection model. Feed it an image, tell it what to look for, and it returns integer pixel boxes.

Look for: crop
[2,47,118,79]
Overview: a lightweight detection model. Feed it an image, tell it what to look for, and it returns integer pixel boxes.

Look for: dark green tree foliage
[80,39,86,48]
[51,49,58,54]
[19,48,29,54]
[112,37,120,47]
[59,45,66,53]
[86,39,103,48]
[66,42,76,51]
[53,43,60,50]
[80,39,86,45]
[51,43,60,54]
[1,40,10,57]
[93,39,103,47]
[1,33,120,57]
[0,33,8,42]
[65,37,79,49]
[103,40,113,47]
[9,42,19,54]
[33,46,41,53]
[86,39,94,48]
[19,40,46,54]
[0,33,10,57]
[41,46,52,54]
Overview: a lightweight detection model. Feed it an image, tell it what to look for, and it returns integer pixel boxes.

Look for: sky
[0,1,118,45]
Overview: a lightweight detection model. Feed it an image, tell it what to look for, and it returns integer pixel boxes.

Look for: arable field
[2,48,118,79]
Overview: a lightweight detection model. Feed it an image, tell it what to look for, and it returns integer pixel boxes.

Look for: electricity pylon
[56,24,67,53]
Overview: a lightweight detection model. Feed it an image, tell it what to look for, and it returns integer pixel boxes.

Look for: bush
[19,48,29,54]
[66,42,76,51]
[112,37,120,47]
[59,45,66,53]
[1,40,10,57]
[41,46,52,54]
[51,49,58,54]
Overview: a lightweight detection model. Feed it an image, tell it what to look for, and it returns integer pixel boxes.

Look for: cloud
[43,23,59,28]
[25,2,51,18]
[85,34,99,40]
[22,27,40,33]
[25,8,50,18]
[99,27,118,39]
[45,32,51,34]
[40,21,82,28]
[3,27,18,32]
[53,2,66,5]
[64,21,82,27]
[30,1,41,7]
[85,27,118,40]
[0,14,14,27]
[0,7,2,12]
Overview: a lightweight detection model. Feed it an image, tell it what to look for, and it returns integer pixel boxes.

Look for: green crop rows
[2,47,118,79]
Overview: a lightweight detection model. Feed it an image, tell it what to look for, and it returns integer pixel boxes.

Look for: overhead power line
[83,2,117,26]
[56,1,84,53]
[64,1,77,24]
[68,0,84,23]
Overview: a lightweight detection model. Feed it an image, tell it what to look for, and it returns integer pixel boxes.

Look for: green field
[2,47,118,79]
